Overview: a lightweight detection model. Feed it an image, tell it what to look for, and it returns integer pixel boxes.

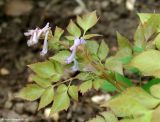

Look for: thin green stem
[84,47,128,92]
[53,77,76,87]
[82,30,86,37]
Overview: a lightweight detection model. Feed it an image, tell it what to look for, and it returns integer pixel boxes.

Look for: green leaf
[57,84,68,92]
[138,13,152,24]
[115,48,132,64]
[124,87,160,109]
[86,40,99,55]
[53,60,64,74]
[32,75,52,88]
[50,84,70,114]
[154,33,160,50]
[88,111,118,122]
[50,50,71,64]
[150,84,160,99]
[134,24,146,50]
[76,72,91,81]
[105,57,123,75]
[88,115,105,122]
[77,16,85,31]
[119,111,152,122]
[141,15,158,41]
[79,80,92,94]
[77,11,98,31]
[67,20,81,37]
[135,14,160,49]
[101,80,118,92]
[83,34,101,39]
[93,78,104,90]
[127,67,140,74]
[100,112,118,122]
[142,78,160,92]
[65,36,74,40]
[102,93,150,117]
[49,60,64,82]
[49,26,64,49]
[68,85,78,101]
[116,32,131,50]
[138,13,160,32]
[129,50,160,78]
[152,106,160,122]
[28,61,55,78]
[146,41,155,50]
[133,45,144,53]
[38,86,54,110]
[17,84,45,101]
[115,73,133,86]
[50,75,61,82]
[97,40,109,61]
[54,26,64,39]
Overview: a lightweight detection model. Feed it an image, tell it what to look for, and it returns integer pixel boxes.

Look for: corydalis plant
[18,11,160,122]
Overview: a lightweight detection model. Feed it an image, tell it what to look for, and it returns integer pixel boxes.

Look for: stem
[83,31,86,37]
[59,41,70,48]
[53,77,76,87]
[84,47,128,92]
[67,79,72,90]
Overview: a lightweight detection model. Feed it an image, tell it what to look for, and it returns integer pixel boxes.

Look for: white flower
[40,30,49,56]
[24,23,50,56]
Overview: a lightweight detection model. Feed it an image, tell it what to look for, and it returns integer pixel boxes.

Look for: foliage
[19,11,160,121]
[100,84,160,122]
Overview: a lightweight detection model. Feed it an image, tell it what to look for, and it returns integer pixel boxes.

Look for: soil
[0,0,160,122]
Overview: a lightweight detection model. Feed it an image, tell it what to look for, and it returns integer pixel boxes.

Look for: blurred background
[0,0,160,121]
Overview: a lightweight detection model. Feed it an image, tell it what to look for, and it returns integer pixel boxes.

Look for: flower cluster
[24,23,51,56]
[24,23,86,71]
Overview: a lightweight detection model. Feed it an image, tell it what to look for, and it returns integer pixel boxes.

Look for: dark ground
[0,0,160,122]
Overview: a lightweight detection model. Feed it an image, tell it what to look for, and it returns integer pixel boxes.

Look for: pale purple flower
[66,48,76,64]
[66,37,86,71]
[70,38,86,51]
[71,59,79,71]
[24,23,50,56]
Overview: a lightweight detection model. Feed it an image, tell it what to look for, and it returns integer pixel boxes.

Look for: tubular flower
[71,59,79,71]
[66,37,86,71]
[24,23,50,56]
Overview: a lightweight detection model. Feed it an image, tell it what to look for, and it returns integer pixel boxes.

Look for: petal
[24,29,35,36]
[66,48,76,64]
[40,30,49,56]
[71,59,79,71]
[70,38,81,50]
[41,22,50,32]
[80,38,86,44]
[24,32,31,36]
